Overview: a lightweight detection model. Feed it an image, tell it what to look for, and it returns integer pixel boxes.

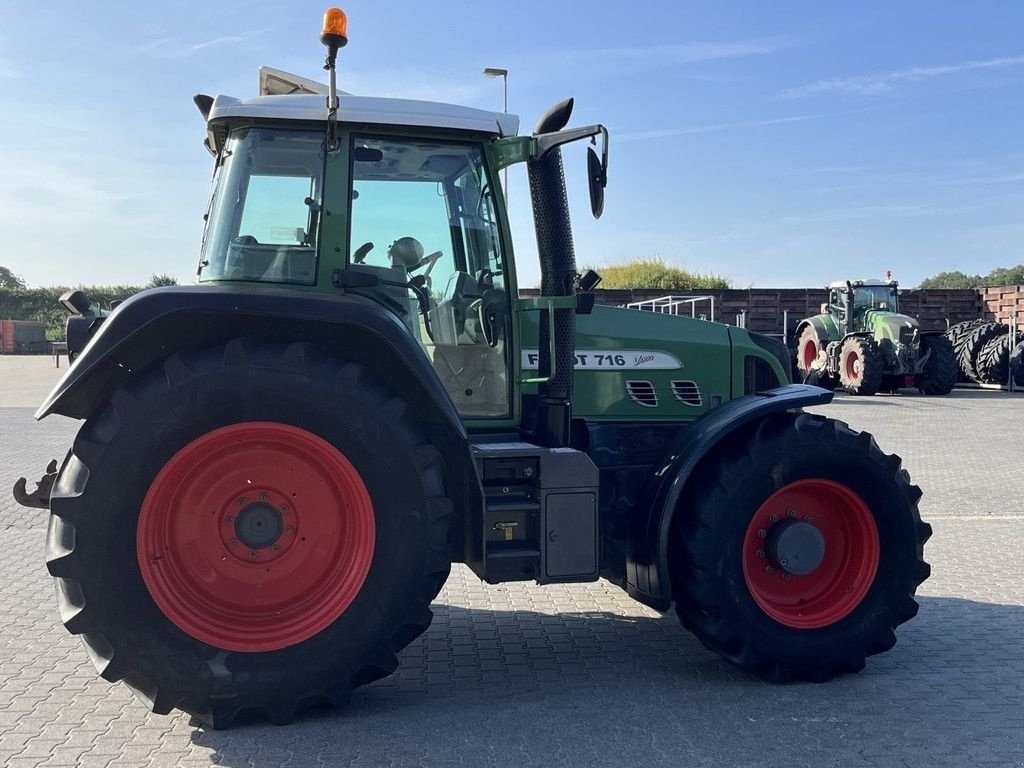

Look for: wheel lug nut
[782,573,792,581]
[229,539,238,546]
[285,527,294,535]
[260,492,269,501]
[787,508,796,518]
[249,551,257,558]
[780,558,789,567]
[238,497,247,506]
[272,545,280,553]
[280,504,289,513]
[756,549,766,558]
[769,514,779,523]
[224,516,233,524]
[765,565,775,574]
[757,529,767,539]
[803,515,813,523]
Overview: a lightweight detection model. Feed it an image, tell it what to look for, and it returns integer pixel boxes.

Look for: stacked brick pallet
[980,285,1024,325]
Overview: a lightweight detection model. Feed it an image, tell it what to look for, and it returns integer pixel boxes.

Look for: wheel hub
[765,518,825,576]
[218,488,296,564]
[742,479,880,629]
[234,502,283,549]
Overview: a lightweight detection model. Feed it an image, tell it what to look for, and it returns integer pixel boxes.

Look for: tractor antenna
[320,7,349,152]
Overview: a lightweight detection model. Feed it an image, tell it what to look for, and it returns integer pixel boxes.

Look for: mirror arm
[533,124,607,159]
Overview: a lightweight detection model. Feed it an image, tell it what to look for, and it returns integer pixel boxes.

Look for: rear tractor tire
[45,339,453,728]
[838,337,883,395]
[915,335,958,395]
[670,412,930,681]
[795,326,836,390]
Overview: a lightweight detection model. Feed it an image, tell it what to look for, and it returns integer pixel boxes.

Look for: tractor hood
[864,310,919,345]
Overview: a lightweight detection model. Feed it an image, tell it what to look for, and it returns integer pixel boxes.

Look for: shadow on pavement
[190,596,1024,767]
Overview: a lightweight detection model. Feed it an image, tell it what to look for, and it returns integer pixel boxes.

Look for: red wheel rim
[742,479,879,629]
[844,349,861,382]
[137,422,375,652]
[800,338,818,371]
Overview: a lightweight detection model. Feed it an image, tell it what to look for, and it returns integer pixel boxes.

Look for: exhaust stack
[529,98,578,447]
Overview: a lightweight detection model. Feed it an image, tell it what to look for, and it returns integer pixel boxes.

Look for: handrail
[517,296,576,384]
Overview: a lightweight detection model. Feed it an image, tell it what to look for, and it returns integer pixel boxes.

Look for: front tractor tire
[915,334,958,395]
[46,339,453,728]
[670,412,930,682]
[839,337,883,395]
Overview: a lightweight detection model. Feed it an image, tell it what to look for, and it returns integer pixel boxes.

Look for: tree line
[0,267,177,339]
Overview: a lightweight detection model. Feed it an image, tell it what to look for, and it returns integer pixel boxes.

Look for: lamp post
[482,67,509,197]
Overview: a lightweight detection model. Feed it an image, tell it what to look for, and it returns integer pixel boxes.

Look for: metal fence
[623,295,716,322]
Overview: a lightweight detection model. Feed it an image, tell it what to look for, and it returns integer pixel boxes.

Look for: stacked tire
[945,319,1023,386]
[1011,340,1024,388]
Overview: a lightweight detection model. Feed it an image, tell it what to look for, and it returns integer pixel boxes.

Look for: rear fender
[795,315,841,347]
[38,286,480,555]
[626,384,834,610]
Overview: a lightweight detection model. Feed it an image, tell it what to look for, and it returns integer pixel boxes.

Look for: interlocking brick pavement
[0,356,1022,766]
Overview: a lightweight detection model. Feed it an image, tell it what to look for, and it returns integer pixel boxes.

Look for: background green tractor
[14,9,930,728]
[795,279,958,396]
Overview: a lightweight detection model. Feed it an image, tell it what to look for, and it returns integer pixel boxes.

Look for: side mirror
[588,146,606,219]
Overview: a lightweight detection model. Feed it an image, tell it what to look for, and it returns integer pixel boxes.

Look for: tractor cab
[196,111,516,418]
[826,279,900,335]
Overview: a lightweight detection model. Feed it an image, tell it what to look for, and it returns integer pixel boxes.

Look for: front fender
[626,384,834,610]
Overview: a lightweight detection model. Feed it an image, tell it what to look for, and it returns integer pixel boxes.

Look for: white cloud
[782,54,1024,98]
[938,172,1024,186]
[137,31,261,59]
[617,113,826,143]
[579,38,787,64]
[782,202,975,224]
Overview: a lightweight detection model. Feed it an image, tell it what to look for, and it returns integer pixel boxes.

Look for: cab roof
[207,93,521,137]
[827,279,898,289]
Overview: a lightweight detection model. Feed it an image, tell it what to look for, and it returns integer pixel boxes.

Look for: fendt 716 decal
[522,349,682,370]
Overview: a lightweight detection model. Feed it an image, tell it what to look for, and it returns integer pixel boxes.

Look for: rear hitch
[13,460,58,510]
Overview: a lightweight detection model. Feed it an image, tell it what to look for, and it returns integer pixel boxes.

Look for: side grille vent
[625,380,659,408]
[670,380,703,407]
[744,355,779,395]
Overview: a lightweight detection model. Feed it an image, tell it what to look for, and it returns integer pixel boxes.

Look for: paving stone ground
[0,356,1022,767]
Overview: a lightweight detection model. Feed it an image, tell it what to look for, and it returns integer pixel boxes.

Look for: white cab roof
[827,279,896,289]
[208,93,521,137]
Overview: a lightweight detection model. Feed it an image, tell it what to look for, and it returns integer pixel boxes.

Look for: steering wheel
[353,241,374,264]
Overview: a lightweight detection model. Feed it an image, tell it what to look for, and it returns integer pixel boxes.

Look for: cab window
[199,128,323,285]
[348,135,510,419]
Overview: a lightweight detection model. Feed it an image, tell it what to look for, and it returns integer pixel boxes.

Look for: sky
[1,1,1022,290]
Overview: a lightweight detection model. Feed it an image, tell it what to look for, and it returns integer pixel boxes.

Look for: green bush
[0,286,143,339]
[0,273,179,340]
[590,258,730,290]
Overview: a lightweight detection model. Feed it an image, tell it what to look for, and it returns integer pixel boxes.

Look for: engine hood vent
[671,380,702,407]
[626,380,659,408]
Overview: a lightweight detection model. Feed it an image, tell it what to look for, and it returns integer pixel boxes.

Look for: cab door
[343,133,513,420]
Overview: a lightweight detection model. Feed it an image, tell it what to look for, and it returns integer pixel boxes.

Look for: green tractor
[795,279,958,396]
[14,9,930,728]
